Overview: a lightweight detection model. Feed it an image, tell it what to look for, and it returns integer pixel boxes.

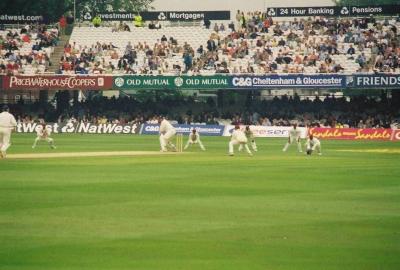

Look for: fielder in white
[158,117,177,152]
[229,125,252,156]
[283,123,303,153]
[184,129,205,151]
[305,134,322,155]
[32,123,56,149]
[0,105,17,158]
[239,125,257,152]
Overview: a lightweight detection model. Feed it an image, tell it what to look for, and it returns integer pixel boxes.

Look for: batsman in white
[0,105,17,158]
[229,125,252,156]
[184,128,205,151]
[158,116,177,152]
[32,123,56,149]
[239,125,257,152]
[283,123,303,153]
[305,134,322,156]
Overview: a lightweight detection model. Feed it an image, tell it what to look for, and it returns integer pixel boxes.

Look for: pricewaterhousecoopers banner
[265,4,400,17]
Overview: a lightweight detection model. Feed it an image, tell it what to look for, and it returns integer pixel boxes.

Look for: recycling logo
[83,12,92,20]
[158,12,167,20]
[174,77,184,87]
[346,76,354,86]
[340,7,349,15]
[267,9,276,17]
[114,77,125,87]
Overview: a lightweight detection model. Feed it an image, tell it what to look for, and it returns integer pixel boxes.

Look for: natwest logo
[232,77,252,87]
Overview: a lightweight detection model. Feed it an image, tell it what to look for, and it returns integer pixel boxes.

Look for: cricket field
[1,134,399,270]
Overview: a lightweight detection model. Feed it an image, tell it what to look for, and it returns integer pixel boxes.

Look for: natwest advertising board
[309,127,393,141]
[2,75,113,90]
[16,122,140,134]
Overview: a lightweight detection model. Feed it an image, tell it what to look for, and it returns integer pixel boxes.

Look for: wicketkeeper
[184,128,205,151]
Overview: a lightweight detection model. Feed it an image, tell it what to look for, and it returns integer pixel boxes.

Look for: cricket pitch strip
[4,151,183,159]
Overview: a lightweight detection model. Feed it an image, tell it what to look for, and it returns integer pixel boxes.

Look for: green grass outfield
[1,133,400,270]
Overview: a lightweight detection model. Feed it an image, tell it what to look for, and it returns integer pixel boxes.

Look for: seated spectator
[154,21,161,29]
[0,60,6,74]
[123,23,130,32]
[213,23,219,33]
[228,21,235,32]
[204,18,211,29]
[347,44,355,55]
[356,53,367,67]
[148,21,156,29]
[118,22,125,32]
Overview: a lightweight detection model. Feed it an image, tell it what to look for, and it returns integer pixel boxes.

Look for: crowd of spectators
[60,13,400,75]
[0,24,59,75]
[7,93,400,129]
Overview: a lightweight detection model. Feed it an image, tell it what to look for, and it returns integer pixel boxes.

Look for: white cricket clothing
[229,129,251,155]
[283,127,302,152]
[231,130,248,143]
[0,112,17,128]
[184,132,205,150]
[159,119,176,151]
[289,128,301,140]
[159,119,175,134]
[0,111,17,156]
[244,129,257,151]
[32,126,55,148]
[306,137,321,153]
[36,126,52,137]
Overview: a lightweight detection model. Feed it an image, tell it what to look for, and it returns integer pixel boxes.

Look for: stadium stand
[0,24,59,75]
[61,15,400,75]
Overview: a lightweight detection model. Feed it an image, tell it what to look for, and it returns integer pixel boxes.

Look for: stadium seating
[0,26,57,75]
[64,16,400,75]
